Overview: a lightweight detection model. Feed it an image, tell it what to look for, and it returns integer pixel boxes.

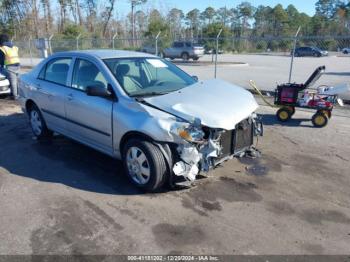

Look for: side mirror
[86,85,112,98]
[192,75,199,82]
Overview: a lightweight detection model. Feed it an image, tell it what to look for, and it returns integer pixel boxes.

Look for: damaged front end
[170,115,263,182]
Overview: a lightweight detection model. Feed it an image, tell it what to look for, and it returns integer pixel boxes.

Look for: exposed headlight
[171,122,205,143]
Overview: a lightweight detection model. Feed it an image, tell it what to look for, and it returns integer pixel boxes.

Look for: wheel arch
[25,99,37,115]
[119,131,155,153]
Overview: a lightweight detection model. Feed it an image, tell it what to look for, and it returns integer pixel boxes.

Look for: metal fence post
[288,27,301,83]
[112,32,118,49]
[28,36,33,66]
[48,34,54,55]
[76,33,82,50]
[155,31,161,56]
[214,29,223,79]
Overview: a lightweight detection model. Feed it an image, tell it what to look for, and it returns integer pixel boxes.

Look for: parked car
[162,41,204,60]
[293,46,328,57]
[342,48,350,54]
[0,73,10,96]
[19,50,262,191]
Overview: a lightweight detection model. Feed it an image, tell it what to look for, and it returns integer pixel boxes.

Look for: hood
[144,79,259,130]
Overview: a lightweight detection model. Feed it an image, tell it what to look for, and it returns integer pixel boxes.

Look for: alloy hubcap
[126,146,150,185]
[30,110,42,136]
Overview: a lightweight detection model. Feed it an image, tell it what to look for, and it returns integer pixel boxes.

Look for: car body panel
[0,73,10,94]
[19,50,261,183]
[144,79,259,130]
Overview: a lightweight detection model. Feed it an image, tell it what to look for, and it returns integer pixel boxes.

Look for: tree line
[1,0,350,41]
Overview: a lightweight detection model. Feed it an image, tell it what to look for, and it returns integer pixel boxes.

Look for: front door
[65,58,113,154]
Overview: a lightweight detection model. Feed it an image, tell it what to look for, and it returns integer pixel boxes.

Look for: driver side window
[72,59,108,91]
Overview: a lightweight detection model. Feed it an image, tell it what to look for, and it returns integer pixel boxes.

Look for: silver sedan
[19,50,262,191]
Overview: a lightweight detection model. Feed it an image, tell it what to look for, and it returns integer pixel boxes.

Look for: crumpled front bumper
[172,114,263,182]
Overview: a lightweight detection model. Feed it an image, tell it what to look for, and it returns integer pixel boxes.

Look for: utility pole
[131,1,135,45]
[289,26,301,83]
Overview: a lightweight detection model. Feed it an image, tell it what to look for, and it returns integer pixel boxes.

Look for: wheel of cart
[287,106,295,116]
[319,109,332,119]
[312,111,329,128]
[276,107,294,122]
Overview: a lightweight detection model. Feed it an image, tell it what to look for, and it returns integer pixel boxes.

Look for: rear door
[64,58,113,154]
[36,57,73,133]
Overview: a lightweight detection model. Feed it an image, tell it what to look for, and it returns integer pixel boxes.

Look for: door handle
[34,83,41,90]
[67,94,74,101]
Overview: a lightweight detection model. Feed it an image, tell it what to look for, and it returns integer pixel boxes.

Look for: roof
[54,49,157,59]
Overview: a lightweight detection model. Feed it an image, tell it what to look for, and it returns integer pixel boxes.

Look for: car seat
[115,64,143,94]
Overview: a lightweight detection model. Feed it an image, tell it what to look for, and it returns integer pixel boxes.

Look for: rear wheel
[122,139,168,192]
[312,112,328,128]
[28,104,53,139]
[276,107,291,122]
[286,106,295,116]
[193,57,199,61]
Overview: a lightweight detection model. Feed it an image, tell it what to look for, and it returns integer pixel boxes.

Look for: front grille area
[219,119,254,158]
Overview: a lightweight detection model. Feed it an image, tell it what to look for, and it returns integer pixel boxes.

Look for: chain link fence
[13,35,350,65]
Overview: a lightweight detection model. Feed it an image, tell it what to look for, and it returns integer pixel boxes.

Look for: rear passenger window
[173,42,183,48]
[42,58,71,86]
[185,42,192,47]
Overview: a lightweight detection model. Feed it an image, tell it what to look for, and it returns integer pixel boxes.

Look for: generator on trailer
[274,66,349,127]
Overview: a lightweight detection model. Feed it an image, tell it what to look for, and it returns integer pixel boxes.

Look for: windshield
[104,57,196,97]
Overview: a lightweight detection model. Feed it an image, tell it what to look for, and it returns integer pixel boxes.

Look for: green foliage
[61,24,86,39]
[202,22,231,50]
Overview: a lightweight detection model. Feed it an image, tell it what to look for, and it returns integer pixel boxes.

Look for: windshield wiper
[131,92,169,98]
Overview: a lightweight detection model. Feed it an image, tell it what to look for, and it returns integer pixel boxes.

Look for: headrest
[52,63,69,73]
[78,65,99,80]
[116,64,130,76]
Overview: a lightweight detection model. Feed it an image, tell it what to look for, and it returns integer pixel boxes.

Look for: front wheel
[122,139,168,192]
[29,104,53,139]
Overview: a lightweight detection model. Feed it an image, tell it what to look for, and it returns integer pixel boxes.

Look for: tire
[28,104,53,139]
[122,139,168,192]
[160,52,165,58]
[312,112,328,128]
[320,109,332,119]
[276,107,291,122]
[193,57,199,61]
[181,52,189,61]
[287,106,295,116]
[344,50,349,54]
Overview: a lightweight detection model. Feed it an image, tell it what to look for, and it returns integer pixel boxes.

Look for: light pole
[155,31,161,56]
[76,33,82,50]
[289,26,301,83]
[214,28,223,79]
[112,32,118,49]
